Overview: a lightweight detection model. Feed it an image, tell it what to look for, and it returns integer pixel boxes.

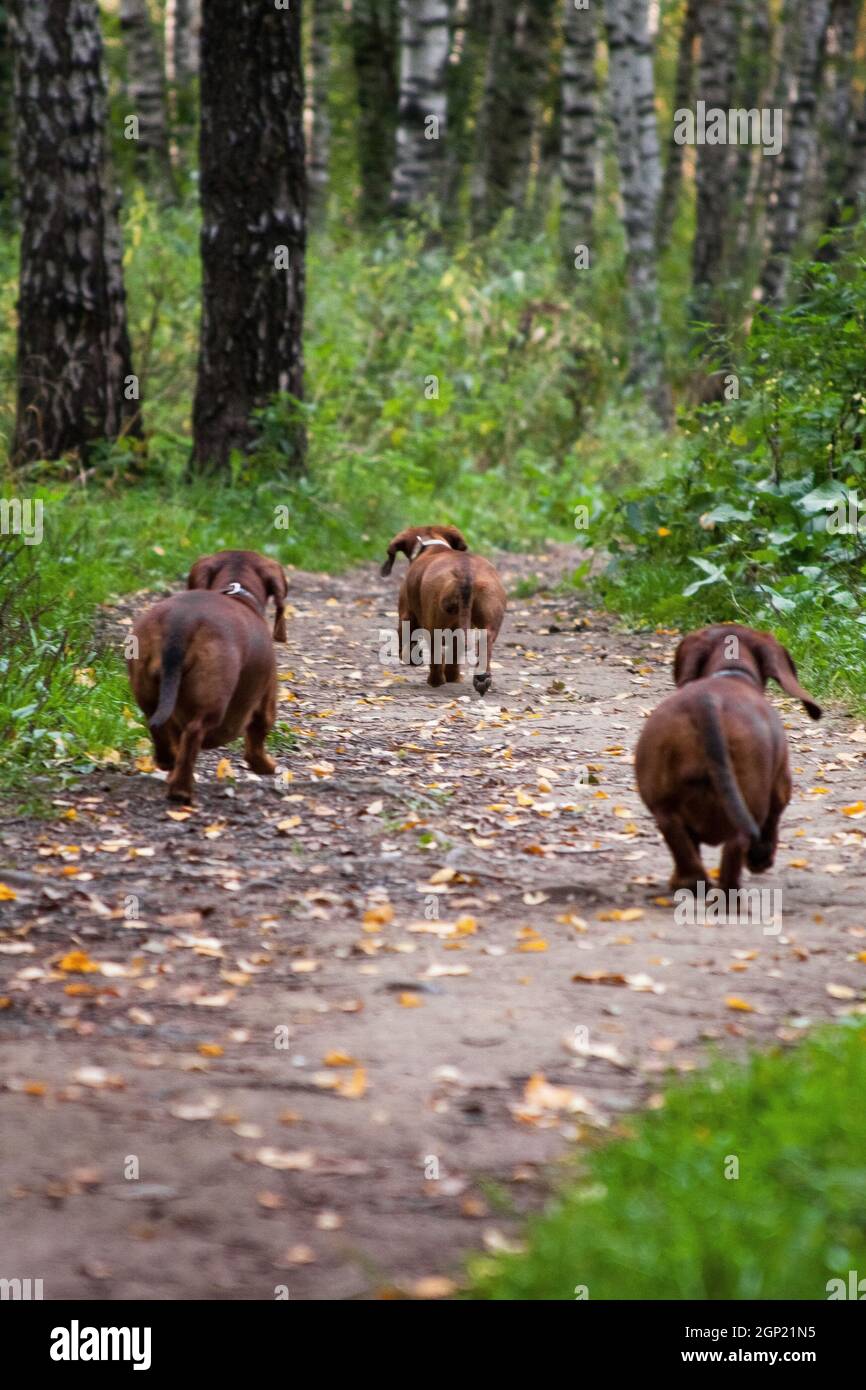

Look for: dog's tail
[693,692,760,848]
[442,560,473,663]
[149,624,186,731]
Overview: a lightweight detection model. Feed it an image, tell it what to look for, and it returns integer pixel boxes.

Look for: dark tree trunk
[192,0,306,474]
[656,0,697,246]
[351,0,399,225]
[0,5,15,225]
[471,0,557,235]
[690,0,741,331]
[11,0,138,466]
[817,0,865,255]
[443,0,491,218]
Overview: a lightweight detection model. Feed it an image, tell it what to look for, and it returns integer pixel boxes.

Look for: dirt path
[2,546,865,1300]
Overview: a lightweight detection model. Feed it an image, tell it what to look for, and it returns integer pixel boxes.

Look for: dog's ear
[255,557,289,642]
[381,530,416,577]
[187,555,220,591]
[753,634,822,720]
[673,630,712,686]
[433,525,468,552]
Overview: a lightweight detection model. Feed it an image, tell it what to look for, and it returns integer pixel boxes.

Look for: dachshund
[381,526,506,696]
[127,554,283,802]
[187,549,288,642]
[635,624,821,892]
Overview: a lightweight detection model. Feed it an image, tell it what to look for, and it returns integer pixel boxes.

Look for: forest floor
[1,544,865,1300]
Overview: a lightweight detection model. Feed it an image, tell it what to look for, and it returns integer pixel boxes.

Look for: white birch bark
[390,0,450,215]
[603,0,669,419]
[560,0,598,264]
[760,0,832,303]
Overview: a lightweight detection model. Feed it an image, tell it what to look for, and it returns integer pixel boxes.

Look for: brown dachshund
[381,526,506,695]
[128,558,281,802]
[187,549,288,642]
[635,625,821,892]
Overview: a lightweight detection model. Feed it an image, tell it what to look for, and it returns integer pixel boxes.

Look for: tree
[443,0,491,216]
[0,2,15,224]
[760,0,832,304]
[817,0,865,254]
[351,0,399,225]
[165,0,200,87]
[165,0,200,151]
[603,0,669,419]
[656,0,697,246]
[11,0,138,465]
[471,0,557,234]
[560,0,598,268]
[390,0,450,216]
[308,0,334,221]
[192,0,306,474]
[690,0,740,333]
[119,0,173,184]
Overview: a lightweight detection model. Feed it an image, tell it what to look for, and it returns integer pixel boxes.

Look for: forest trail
[1,545,865,1301]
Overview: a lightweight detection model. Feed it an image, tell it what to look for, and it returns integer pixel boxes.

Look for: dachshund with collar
[635,625,821,892]
[127,550,285,802]
[187,549,288,642]
[381,526,506,696]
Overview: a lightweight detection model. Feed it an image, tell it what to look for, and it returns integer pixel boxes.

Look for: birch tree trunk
[192,0,306,474]
[119,0,172,182]
[603,0,669,420]
[165,0,201,87]
[760,0,832,304]
[351,0,399,224]
[11,0,138,465]
[817,0,864,251]
[471,0,556,235]
[560,0,598,266]
[307,0,334,220]
[390,0,450,216]
[656,0,697,246]
[690,0,740,331]
[165,0,200,155]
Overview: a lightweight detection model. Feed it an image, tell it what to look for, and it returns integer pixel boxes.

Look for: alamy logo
[50,1320,152,1371]
[827,1271,866,1299]
[674,102,783,157]
[0,497,43,545]
[0,1277,43,1299]
[674,882,782,935]
[379,624,488,668]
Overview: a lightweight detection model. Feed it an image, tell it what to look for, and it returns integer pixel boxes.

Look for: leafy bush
[599,254,866,707]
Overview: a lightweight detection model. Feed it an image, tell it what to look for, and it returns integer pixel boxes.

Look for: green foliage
[470,1021,866,1300]
[599,254,866,709]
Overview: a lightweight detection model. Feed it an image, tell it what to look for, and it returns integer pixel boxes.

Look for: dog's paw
[247,753,276,776]
[473,673,492,697]
[747,842,774,873]
[167,786,194,804]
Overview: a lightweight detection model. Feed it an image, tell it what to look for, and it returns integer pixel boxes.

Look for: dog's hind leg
[719,837,747,892]
[151,722,177,772]
[656,811,707,893]
[167,717,208,802]
[244,691,276,776]
[472,625,496,697]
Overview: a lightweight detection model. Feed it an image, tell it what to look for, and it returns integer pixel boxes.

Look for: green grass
[469,1020,866,1300]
